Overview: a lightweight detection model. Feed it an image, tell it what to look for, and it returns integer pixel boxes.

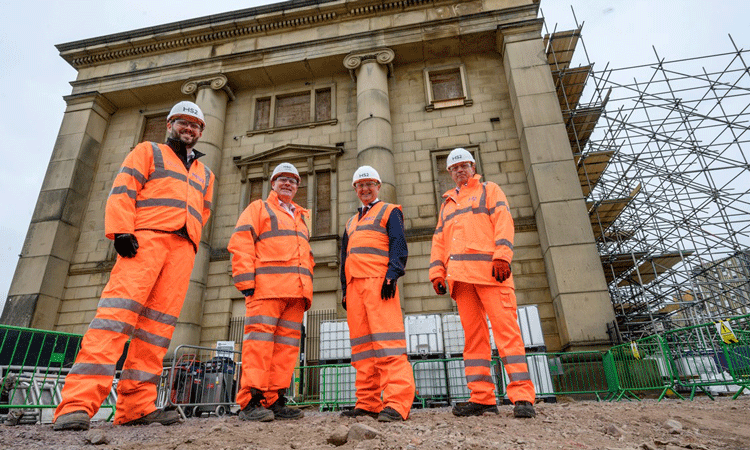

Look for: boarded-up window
[141,114,168,143]
[275,92,311,128]
[249,179,264,204]
[315,88,331,122]
[316,171,332,234]
[254,98,271,130]
[430,69,463,101]
[295,178,308,214]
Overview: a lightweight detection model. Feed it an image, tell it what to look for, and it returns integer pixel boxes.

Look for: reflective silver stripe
[464,359,491,368]
[140,307,178,327]
[189,179,203,192]
[188,205,202,222]
[109,185,137,199]
[256,266,312,278]
[119,166,148,186]
[275,335,300,347]
[502,355,528,366]
[136,198,186,209]
[433,226,442,234]
[245,315,278,327]
[97,298,177,327]
[489,200,509,214]
[466,374,494,384]
[495,239,513,250]
[69,362,116,377]
[508,371,531,382]
[278,319,302,332]
[258,229,307,241]
[89,318,134,336]
[120,369,161,385]
[98,297,143,315]
[151,142,164,170]
[244,331,274,342]
[354,203,390,234]
[443,184,491,223]
[351,332,406,347]
[429,260,444,269]
[349,247,388,257]
[203,166,211,196]
[450,253,493,261]
[150,169,188,182]
[263,202,279,231]
[234,225,258,242]
[351,347,406,362]
[233,272,255,283]
[204,199,212,210]
[133,328,171,349]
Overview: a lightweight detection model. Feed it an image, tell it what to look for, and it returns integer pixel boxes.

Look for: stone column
[1,92,116,329]
[344,48,397,204]
[497,21,615,350]
[170,75,233,349]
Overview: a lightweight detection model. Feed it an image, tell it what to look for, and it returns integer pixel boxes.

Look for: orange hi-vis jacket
[105,142,214,249]
[430,174,514,287]
[344,202,401,281]
[228,191,315,310]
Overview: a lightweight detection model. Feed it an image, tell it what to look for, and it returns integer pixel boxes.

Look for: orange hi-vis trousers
[346,277,415,419]
[54,231,196,424]
[452,281,535,405]
[236,297,305,408]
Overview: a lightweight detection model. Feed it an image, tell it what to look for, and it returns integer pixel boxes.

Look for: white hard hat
[352,165,381,186]
[168,101,205,128]
[446,147,475,169]
[271,162,301,182]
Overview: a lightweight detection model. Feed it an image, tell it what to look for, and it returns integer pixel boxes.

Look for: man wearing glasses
[54,101,214,430]
[228,162,313,422]
[429,148,536,419]
[339,166,414,422]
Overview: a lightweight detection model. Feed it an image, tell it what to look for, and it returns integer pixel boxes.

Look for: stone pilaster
[344,48,397,204]
[170,75,232,349]
[497,21,615,350]
[1,92,116,329]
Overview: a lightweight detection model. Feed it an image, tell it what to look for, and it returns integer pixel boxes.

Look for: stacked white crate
[404,314,448,400]
[319,320,355,409]
[319,320,352,361]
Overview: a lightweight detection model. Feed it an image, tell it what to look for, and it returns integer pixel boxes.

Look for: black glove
[114,233,139,258]
[342,296,347,311]
[241,289,254,297]
[381,279,396,300]
[432,278,447,295]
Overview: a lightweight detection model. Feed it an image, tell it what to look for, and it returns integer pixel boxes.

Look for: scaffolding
[542,14,750,341]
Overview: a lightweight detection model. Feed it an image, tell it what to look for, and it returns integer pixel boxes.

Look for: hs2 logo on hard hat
[182,106,199,115]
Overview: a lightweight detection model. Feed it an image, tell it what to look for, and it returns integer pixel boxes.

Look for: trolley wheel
[192,406,202,418]
[183,407,193,418]
[215,405,227,417]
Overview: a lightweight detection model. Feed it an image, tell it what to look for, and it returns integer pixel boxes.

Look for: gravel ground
[1,395,749,450]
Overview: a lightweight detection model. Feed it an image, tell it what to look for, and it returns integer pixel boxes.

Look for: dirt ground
[2,395,749,450]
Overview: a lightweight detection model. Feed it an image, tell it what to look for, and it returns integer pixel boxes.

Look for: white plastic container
[412,360,448,398]
[516,305,546,350]
[319,364,356,408]
[319,320,352,361]
[405,314,444,356]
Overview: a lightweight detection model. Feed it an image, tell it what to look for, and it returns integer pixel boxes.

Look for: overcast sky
[1,1,748,313]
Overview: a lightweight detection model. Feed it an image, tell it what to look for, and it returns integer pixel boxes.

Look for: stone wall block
[526,161,583,207]
[542,244,609,299]
[518,123,572,169]
[535,200,596,251]
[553,291,615,347]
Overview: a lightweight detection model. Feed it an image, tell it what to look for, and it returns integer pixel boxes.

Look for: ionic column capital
[343,48,395,81]
[181,74,235,101]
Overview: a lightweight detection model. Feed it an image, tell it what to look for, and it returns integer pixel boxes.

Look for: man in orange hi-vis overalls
[429,148,536,419]
[228,162,313,422]
[339,165,414,422]
[53,101,214,431]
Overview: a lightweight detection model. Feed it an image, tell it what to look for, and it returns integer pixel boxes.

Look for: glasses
[448,162,473,173]
[354,181,379,190]
[275,176,299,185]
[173,119,203,131]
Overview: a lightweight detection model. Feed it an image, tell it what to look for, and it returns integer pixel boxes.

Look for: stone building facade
[1,0,615,354]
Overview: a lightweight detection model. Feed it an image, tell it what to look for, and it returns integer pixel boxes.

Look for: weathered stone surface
[348,423,381,441]
[327,425,349,446]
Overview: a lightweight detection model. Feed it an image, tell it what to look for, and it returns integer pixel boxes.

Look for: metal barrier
[0,325,116,424]
[542,351,610,400]
[163,344,241,419]
[604,334,683,402]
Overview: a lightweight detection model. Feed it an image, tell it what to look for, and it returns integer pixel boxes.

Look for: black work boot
[340,408,379,419]
[121,408,181,426]
[239,388,274,422]
[377,406,405,422]
[513,400,536,418]
[53,411,90,431]
[268,389,303,420]
[451,401,499,417]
